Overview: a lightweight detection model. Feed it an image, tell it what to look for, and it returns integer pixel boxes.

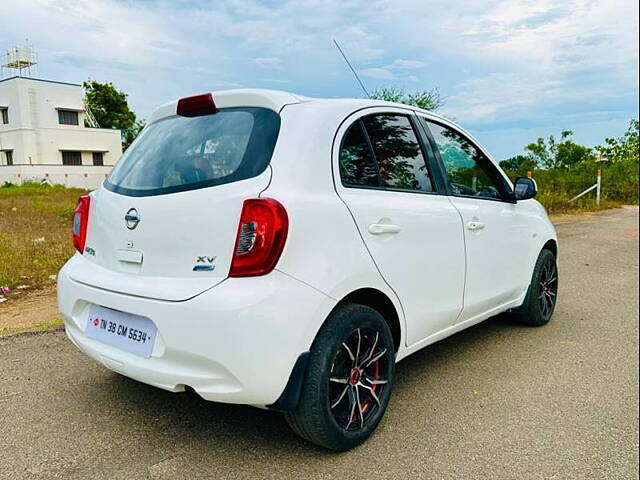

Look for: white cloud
[360,57,426,80]
[360,67,396,79]
[390,59,426,69]
[354,0,638,125]
[442,72,566,123]
[0,0,635,149]
[261,78,292,84]
[254,57,284,68]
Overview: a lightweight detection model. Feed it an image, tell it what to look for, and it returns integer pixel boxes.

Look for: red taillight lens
[72,195,91,253]
[229,198,288,277]
[177,93,217,117]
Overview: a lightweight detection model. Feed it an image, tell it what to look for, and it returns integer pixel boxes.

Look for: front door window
[423,120,509,200]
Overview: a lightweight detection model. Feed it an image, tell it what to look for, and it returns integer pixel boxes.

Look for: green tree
[122,119,146,151]
[83,80,143,150]
[369,87,444,111]
[595,119,639,163]
[525,130,593,169]
[499,155,537,175]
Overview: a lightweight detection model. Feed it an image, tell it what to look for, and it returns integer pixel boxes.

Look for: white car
[58,89,558,451]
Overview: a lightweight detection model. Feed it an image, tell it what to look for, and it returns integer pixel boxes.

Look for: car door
[335,108,466,347]
[419,118,532,322]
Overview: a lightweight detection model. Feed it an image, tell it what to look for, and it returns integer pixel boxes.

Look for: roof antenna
[333,39,370,98]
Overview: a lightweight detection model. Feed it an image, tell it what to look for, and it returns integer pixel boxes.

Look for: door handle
[369,223,401,235]
[467,221,485,231]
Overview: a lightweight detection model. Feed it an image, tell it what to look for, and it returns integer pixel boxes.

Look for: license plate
[85,304,157,358]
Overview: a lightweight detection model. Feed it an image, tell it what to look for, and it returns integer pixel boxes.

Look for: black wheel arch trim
[266,351,310,412]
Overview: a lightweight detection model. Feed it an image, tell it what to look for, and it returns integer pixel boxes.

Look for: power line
[333,39,370,98]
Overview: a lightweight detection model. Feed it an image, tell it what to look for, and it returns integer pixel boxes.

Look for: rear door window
[362,114,434,193]
[339,121,380,187]
[105,107,280,196]
[338,113,434,193]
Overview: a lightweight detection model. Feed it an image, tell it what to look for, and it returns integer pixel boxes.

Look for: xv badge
[193,256,216,271]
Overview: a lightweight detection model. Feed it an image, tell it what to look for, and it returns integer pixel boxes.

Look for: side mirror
[514,177,537,200]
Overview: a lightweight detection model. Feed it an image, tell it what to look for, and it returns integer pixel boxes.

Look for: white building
[0,76,123,189]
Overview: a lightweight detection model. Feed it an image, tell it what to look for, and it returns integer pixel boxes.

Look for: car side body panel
[263,101,408,347]
[328,106,467,347]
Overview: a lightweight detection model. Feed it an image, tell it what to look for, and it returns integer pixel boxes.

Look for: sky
[1,0,638,159]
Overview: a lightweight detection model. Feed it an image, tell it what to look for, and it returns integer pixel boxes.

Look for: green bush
[503,158,638,213]
[501,119,639,212]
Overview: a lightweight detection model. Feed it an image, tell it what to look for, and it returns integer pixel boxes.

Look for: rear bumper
[57,256,335,407]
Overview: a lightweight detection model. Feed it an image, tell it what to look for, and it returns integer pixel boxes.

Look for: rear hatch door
[68,103,280,301]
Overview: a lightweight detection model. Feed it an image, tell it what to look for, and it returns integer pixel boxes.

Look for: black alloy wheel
[328,327,390,431]
[285,303,395,451]
[513,248,559,326]
[538,254,558,320]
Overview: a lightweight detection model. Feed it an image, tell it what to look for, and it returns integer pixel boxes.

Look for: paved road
[1,207,638,480]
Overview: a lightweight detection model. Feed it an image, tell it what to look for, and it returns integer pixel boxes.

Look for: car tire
[285,303,395,451]
[513,248,559,326]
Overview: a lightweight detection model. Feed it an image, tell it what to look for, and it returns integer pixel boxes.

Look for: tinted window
[92,152,104,166]
[425,121,508,200]
[105,107,280,197]
[61,151,82,165]
[339,121,379,187]
[362,114,433,193]
[58,110,79,125]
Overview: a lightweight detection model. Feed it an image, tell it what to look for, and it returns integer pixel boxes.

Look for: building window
[1,108,8,124]
[2,150,13,166]
[61,151,82,165]
[92,152,104,166]
[58,109,79,126]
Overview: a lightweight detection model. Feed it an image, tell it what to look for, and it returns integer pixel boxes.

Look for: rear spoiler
[148,89,311,125]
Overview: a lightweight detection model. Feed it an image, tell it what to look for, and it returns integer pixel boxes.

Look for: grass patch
[0,182,87,290]
[0,317,63,337]
[536,192,624,214]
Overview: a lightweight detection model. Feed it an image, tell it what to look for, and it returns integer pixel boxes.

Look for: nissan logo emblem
[125,208,140,230]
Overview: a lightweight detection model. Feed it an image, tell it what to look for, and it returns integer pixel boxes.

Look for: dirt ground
[0,286,61,336]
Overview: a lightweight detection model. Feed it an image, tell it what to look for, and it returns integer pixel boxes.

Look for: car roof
[147,88,454,126]
[146,88,491,163]
[146,88,509,185]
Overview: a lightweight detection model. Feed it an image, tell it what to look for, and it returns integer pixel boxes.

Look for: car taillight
[72,195,91,253]
[177,93,217,117]
[229,198,288,277]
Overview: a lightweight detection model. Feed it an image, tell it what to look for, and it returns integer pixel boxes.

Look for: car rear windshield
[104,107,280,196]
